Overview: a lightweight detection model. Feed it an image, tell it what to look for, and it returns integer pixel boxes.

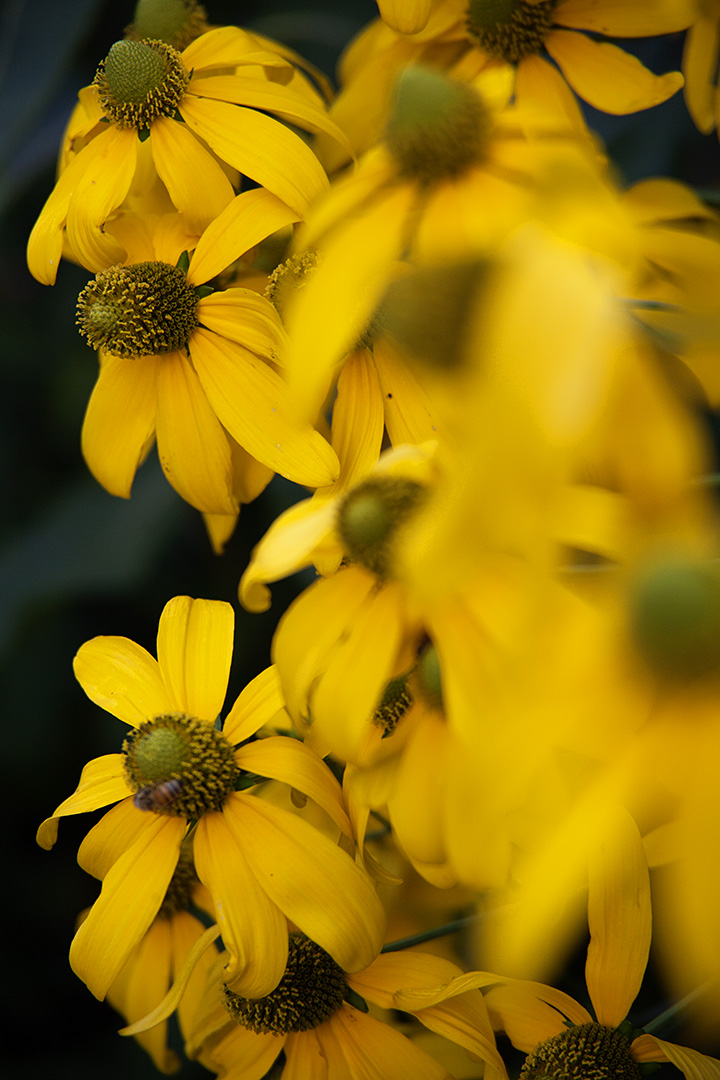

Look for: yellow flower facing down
[37,597,385,1002]
[28,24,350,284]
[396,807,720,1080]
[74,187,339,515]
[181,938,509,1080]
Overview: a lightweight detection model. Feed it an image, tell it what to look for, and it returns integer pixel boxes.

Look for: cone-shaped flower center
[521,1023,641,1079]
[372,675,413,736]
[158,841,199,918]
[223,935,347,1034]
[416,642,443,709]
[77,262,199,358]
[265,252,320,319]
[95,38,190,128]
[127,0,209,51]
[628,557,720,682]
[123,713,239,818]
[337,476,429,578]
[385,66,492,184]
[466,0,556,62]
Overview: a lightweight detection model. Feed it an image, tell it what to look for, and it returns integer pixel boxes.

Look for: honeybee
[133,778,183,812]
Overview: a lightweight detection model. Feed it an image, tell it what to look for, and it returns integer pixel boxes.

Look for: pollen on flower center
[466,0,556,63]
[223,935,347,1034]
[94,38,190,129]
[264,251,320,319]
[123,713,239,818]
[372,675,413,736]
[385,66,493,184]
[76,262,199,358]
[520,1022,641,1080]
[337,476,429,578]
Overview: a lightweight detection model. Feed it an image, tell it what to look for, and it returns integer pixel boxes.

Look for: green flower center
[337,476,429,578]
[372,675,413,737]
[628,557,720,682]
[94,38,190,129]
[385,66,493,184]
[123,713,239,818]
[158,840,199,918]
[76,262,199,358]
[126,0,209,52]
[223,935,347,1034]
[520,1023,641,1080]
[466,0,556,62]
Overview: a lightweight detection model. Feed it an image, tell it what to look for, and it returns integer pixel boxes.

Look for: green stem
[381,913,479,953]
[644,983,713,1035]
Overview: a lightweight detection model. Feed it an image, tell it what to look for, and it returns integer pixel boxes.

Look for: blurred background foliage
[2,2,718,1078]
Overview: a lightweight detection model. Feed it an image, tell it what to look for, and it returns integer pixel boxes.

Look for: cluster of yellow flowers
[33,0,720,1077]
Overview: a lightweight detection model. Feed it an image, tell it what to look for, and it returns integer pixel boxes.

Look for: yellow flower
[396,808,720,1080]
[104,842,217,1075]
[184,937,508,1080]
[27,25,349,284]
[74,188,338,514]
[36,596,385,1002]
[318,0,692,169]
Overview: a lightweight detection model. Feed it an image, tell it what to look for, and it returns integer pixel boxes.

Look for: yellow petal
[182,25,292,72]
[196,290,287,361]
[70,815,185,999]
[238,497,337,613]
[65,126,139,272]
[180,95,328,216]
[190,327,339,487]
[156,596,234,721]
[222,665,286,745]
[325,351,384,494]
[387,714,449,866]
[373,338,438,446]
[377,0,433,33]
[203,1023,282,1079]
[36,756,130,850]
[73,633,168,725]
[555,0,695,35]
[81,354,158,500]
[632,1034,720,1079]
[283,1030,325,1080]
[174,910,224,1047]
[683,16,720,133]
[483,980,592,1050]
[545,30,684,114]
[514,53,588,133]
[78,797,149,878]
[155,352,237,514]
[231,793,386,971]
[586,806,651,1026]
[188,187,300,286]
[194,810,288,997]
[272,569,375,720]
[320,1006,450,1080]
[150,116,234,230]
[187,75,353,155]
[235,736,353,837]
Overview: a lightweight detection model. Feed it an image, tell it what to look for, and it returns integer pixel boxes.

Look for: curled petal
[37,756,130,850]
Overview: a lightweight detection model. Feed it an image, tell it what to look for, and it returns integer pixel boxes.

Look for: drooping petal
[196,290,288,361]
[150,116,234,230]
[222,665,286,746]
[683,14,720,134]
[81,354,159,500]
[36,756,131,850]
[155,352,237,514]
[514,54,588,133]
[545,30,684,114]
[586,806,651,1026]
[110,919,177,1074]
[235,736,353,837]
[156,596,234,721]
[174,910,225,1049]
[373,337,438,446]
[194,809,288,997]
[483,980,592,1050]
[78,797,150,878]
[70,815,185,999]
[377,0,433,33]
[205,1023,282,1080]
[554,0,695,35]
[73,634,168,725]
[27,126,132,284]
[324,351,384,494]
[188,187,300,286]
[179,95,328,216]
[319,1006,451,1080]
[190,327,339,486]
[228,794,386,972]
[282,1030,326,1080]
[182,25,293,73]
[632,1034,720,1078]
